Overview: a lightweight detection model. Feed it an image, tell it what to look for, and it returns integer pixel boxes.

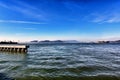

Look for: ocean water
[0,43,120,80]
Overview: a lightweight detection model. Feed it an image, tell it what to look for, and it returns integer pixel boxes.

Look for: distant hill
[29,40,80,44]
[64,40,80,43]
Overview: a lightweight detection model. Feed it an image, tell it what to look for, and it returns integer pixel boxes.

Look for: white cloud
[1,33,120,42]
[0,20,45,24]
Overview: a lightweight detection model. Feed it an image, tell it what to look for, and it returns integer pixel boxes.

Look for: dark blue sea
[0,43,120,80]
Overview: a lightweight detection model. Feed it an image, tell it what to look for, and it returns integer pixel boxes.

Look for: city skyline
[0,0,120,42]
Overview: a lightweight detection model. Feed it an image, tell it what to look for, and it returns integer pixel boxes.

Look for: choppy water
[0,43,120,80]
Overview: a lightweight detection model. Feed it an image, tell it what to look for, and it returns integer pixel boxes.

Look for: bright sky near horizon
[0,0,120,42]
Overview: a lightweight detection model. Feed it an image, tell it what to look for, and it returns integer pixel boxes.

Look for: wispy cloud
[23,27,36,30]
[90,12,120,23]
[83,1,120,23]
[0,2,10,8]
[0,20,45,24]
[0,0,47,21]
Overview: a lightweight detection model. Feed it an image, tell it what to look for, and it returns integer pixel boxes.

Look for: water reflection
[0,52,27,61]
[0,52,27,78]
[0,73,14,80]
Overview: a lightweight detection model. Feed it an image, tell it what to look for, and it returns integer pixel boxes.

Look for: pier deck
[0,44,29,53]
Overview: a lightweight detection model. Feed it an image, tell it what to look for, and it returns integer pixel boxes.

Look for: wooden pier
[0,44,29,53]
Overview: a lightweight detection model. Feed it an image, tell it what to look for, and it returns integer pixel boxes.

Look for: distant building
[0,41,18,44]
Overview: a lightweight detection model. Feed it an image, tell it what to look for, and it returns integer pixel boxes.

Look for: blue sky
[0,0,120,42]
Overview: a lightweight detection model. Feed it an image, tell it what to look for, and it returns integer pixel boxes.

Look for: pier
[0,44,29,53]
